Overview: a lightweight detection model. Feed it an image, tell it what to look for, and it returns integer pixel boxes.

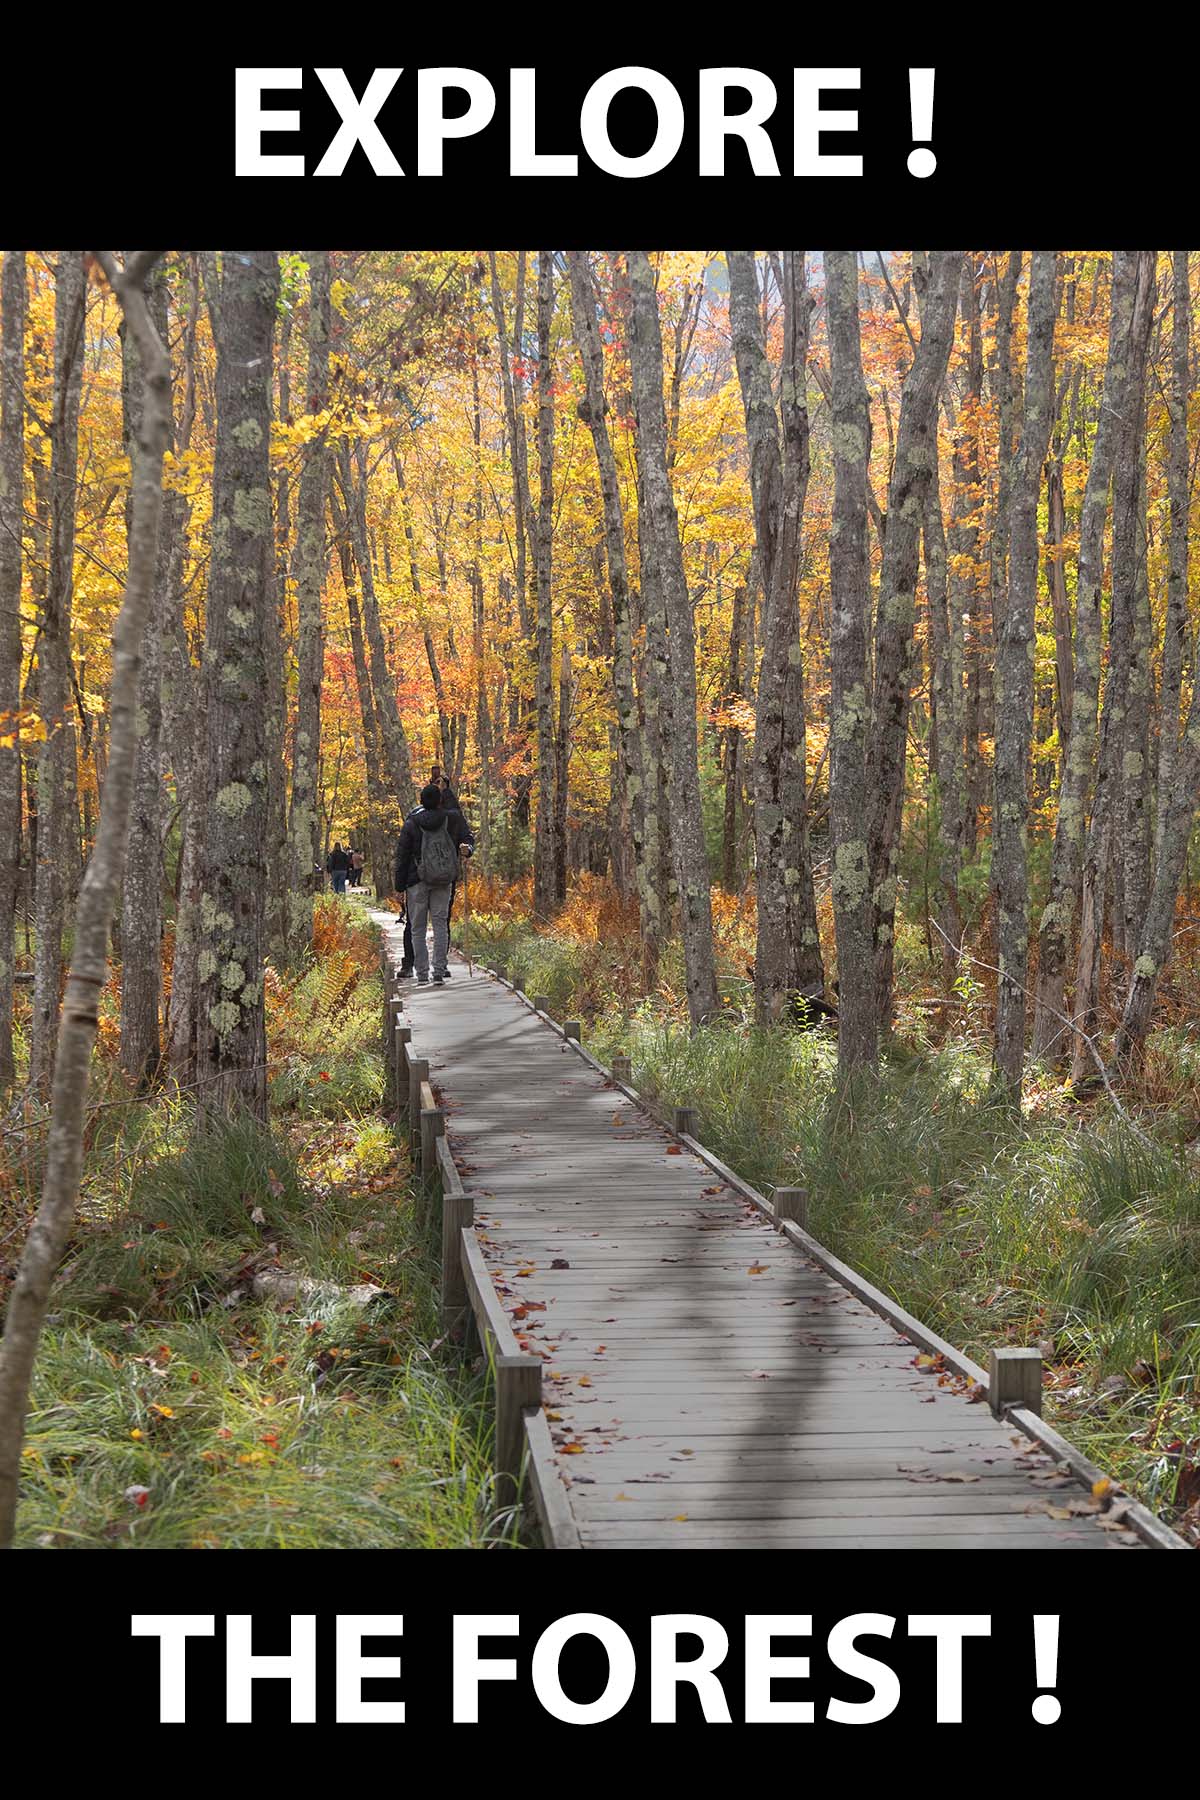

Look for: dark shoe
[441,966,453,979]
[432,975,445,986]
[398,963,414,980]
[416,975,429,985]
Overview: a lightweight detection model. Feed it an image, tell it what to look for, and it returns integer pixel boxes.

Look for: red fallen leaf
[666,1146,683,1156]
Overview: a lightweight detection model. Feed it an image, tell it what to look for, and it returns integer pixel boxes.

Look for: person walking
[349,845,365,890]
[394,784,473,984]
[326,841,351,896]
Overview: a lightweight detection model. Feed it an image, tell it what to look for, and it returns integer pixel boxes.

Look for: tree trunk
[565,252,650,942]
[29,253,86,1096]
[1032,253,1140,1062]
[1070,252,1155,1087]
[1107,682,1200,1074]
[341,441,413,825]
[1157,251,1192,872]
[117,265,173,1089]
[286,251,333,951]
[992,252,1059,1098]
[824,251,877,1074]
[532,251,560,918]
[0,252,25,1089]
[866,252,961,1038]
[0,250,170,1549]
[193,250,279,1121]
[727,250,824,1018]
[626,250,718,1026]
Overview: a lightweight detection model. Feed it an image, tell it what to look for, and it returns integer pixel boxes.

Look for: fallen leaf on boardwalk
[578,1376,592,1387]
[1092,1477,1112,1501]
[673,1513,689,1522]
[551,1258,570,1269]
[545,1411,562,1422]
[561,1443,585,1455]
[616,1492,634,1501]
[747,1264,769,1275]
[666,1146,683,1156]
[746,1369,771,1380]
[940,1472,980,1483]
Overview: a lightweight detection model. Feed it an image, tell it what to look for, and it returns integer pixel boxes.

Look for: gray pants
[406,881,451,979]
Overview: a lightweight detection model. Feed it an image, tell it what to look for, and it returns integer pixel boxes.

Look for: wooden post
[533,994,550,1016]
[408,1056,429,1149]
[988,1347,1043,1418]
[774,1187,809,1231]
[494,957,507,982]
[420,1103,445,1180]
[441,1190,474,1331]
[612,1053,632,1085]
[563,1020,581,1041]
[674,1105,698,1139]
[385,994,403,1072]
[494,1353,541,1512]
[394,1025,412,1112]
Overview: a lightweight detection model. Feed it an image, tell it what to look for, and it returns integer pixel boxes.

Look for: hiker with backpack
[394,784,474,985]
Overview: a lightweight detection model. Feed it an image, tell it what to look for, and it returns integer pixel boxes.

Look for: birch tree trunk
[626,250,718,1025]
[1032,252,1139,1061]
[0,252,24,1089]
[727,250,823,1018]
[29,252,86,1096]
[0,251,169,1549]
[193,251,279,1121]
[824,251,877,1074]
[866,251,960,1037]
[992,252,1059,1097]
[532,251,561,917]
[286,251,332,949]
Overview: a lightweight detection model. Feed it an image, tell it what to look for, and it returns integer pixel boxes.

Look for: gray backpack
[417,816,458,888]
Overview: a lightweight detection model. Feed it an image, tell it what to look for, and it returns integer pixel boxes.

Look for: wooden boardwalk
[374,915,1180,1551]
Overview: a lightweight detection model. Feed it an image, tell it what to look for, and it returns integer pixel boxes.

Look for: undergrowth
[12,896,501,1549]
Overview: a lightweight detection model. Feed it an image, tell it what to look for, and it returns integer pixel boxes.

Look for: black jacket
[326,847,350,873]
[394,805,474,892]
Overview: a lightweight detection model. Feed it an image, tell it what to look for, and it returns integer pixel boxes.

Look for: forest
[0,248,1196,1549]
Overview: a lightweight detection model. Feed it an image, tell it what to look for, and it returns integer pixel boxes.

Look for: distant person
[350,846,365,889]
[396,774,465,976]
[326,842,350,895]
[394,784,473,985]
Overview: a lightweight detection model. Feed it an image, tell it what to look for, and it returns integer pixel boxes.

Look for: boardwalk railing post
[386,994,404,1076]
[563,1020,581,1042]
[673,1105,698,1139]
[393,1024,412,1112]
[494,1353,542,1514]
[988,1347,1043,1418]
[612,1053,631,1085]
[408,1056,429,1150]
[533,994,550,1017]
[420,1101,444,1182]
[441,1183,474,1333]
[774,1187,809,1232]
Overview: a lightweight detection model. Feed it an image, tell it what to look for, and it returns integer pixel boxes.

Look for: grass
[461,875,1200,1542]
[12,896,507,1549]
